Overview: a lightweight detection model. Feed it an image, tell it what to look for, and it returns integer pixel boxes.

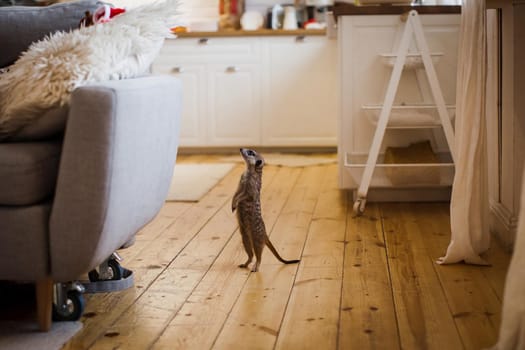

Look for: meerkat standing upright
[232,148,300,272]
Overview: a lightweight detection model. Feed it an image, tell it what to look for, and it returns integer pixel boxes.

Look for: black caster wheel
[52,290,85,322]
[88,259,124,282]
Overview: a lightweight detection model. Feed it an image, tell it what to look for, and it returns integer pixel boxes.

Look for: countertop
[172,29,327,38]
[332,3,461,17]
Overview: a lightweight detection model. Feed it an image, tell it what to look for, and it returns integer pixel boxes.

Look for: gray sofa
[0,0,181,331]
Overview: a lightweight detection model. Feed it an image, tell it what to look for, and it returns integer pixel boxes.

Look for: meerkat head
[240,148,264,169]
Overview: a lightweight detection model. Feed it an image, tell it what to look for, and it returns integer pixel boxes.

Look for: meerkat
[232,148,300,272]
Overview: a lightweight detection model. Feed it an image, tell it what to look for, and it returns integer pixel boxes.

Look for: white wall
[105,0,292,20]
[105,0,210,26]
[245,0,292,16]
[186,0,217,18]
[183,0,288,19]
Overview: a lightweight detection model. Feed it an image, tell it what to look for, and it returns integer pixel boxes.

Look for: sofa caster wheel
[82,252,134,294]
[88,259,123,282]
[53,283,85,322]
[353,198,366,216]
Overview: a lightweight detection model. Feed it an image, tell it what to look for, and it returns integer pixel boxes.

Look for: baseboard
[489,201,518,252]
[350,187,451,203]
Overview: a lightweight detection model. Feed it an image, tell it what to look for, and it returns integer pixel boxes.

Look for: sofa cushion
[0,0,100,68]
[0,141,62,205]
[7,105,68,142]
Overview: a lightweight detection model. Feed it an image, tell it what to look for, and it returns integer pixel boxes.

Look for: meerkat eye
[247,150,255,156]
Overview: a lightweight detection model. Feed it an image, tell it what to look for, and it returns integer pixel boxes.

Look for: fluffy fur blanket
[0,0,181,139]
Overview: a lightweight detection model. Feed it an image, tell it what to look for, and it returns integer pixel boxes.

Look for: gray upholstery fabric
[0,1,182,292]
[49,76,182,281]
[0,203,51,280]
[8,105,68,141]
[0,141,61,205]
[0,0,100,68]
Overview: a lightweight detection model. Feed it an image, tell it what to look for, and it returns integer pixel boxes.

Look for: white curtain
[437,0,490,265]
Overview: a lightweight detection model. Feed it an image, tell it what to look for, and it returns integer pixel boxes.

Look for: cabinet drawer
[160,37,261,63]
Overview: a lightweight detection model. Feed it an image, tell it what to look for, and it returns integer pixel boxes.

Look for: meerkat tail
[265,238,300,264]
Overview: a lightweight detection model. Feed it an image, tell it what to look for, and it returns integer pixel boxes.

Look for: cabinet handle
[171,67,184,74]
[225,66,239,73]
[295,35,306,43]
[198,38,209,45]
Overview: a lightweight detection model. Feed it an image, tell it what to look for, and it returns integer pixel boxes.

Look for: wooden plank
[381,202,464,350]
[339,202,400,349]
[432,204,510,301]
[149,238,252,350]
[88,204,239,350]
[86,164,284,349]
[150,165,303,350]
[62,266,175,350]
[275,164,347,350]
[63,164,246,350]
[213,165,329,350]
[62,155,512,350]
[407,202,506,350]
[481,239,511,301]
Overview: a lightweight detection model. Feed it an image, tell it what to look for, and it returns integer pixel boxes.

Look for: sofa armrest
[49,75,181,281]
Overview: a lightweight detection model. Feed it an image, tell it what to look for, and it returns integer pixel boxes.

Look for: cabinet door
[262,36,337,146]
[207,63,261,146]
[152,63,207,146]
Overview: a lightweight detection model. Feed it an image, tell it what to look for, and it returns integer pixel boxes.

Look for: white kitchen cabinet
[207,63,261,146]
[338,13,460,200]
[153,63,207,146]
[153,37,261,147]
[152,34,337,148]
[262,36,337,146]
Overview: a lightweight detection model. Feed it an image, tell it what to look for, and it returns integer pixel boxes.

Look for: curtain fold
[437,0,490,265]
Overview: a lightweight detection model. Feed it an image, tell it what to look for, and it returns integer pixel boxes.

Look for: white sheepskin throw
[0,0,181,139]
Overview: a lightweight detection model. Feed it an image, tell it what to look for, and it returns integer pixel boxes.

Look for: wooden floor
[63,154,511,350]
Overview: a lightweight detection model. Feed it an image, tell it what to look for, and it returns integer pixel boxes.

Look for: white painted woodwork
[261,36,337,146]
[337,13,461,195]
[486,0,525,249]
[152,35,337,147]
[207,63,262,145]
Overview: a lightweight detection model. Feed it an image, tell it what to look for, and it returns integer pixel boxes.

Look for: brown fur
[232,148,300,272]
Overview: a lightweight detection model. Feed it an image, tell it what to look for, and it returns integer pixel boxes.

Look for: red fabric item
[109,8,126,18]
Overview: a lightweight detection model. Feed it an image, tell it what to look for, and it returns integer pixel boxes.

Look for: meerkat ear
[256,159,263,167]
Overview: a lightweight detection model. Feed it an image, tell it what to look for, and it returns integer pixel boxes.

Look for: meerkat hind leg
[239,228,254,269]
[251,240,264,272]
